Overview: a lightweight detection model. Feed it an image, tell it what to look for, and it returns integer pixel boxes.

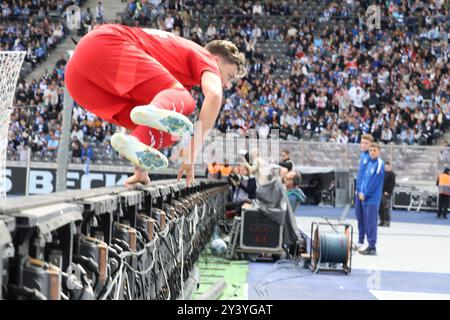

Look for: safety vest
[220,165,232,177]
[438,173,450,195]
[208,163,220,175]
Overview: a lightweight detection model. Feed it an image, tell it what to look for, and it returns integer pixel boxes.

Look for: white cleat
[111,133,168,171]
[130,104,194,138]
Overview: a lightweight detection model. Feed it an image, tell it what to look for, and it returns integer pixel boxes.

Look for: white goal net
[0,51,26,199]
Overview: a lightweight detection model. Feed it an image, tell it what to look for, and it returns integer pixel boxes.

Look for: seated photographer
[284,170,307,212]
[243,148,269,186]
[227,165,241,201]
[226,163,257,215]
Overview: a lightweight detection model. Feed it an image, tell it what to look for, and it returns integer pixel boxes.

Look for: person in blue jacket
[355,134,374,249]
[359,143,385,256]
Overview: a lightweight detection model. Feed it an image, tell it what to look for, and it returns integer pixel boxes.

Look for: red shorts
[65,27,190,130]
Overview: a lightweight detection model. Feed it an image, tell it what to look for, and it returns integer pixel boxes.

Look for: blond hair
[205,40,247,78]
[369,142,381,150]
[361,134,374,142]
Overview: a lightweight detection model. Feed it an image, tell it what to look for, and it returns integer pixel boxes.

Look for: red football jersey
[91,24,221,90]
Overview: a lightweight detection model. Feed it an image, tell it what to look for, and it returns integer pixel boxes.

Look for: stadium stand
[4,0,450,165]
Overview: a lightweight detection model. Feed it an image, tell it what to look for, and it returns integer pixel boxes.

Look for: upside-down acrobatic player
[66,24,246,187]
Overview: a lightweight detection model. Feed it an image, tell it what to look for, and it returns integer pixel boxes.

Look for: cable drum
[318,233,349,264]
[311,224,352,274]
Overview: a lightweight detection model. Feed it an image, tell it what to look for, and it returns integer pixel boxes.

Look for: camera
[228,173,241,186]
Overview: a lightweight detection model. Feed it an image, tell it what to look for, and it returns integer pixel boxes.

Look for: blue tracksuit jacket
[360,157,385,205]
[356,151,370,193]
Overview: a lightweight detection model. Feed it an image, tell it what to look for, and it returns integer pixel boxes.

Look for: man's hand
[242,203,252,209]
[177,162,195,186]
[384,192,389,196]
[359,193,365,201]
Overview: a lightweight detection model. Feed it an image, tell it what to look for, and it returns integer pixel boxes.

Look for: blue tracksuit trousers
[363,203,378,249]
[355,195,365,244]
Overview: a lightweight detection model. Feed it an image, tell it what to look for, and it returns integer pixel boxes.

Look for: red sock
[130,87,195,149]
[148,87,196,115]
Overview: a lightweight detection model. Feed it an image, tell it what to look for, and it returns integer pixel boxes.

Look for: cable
[137,227,150,242]
[260,275,304,299]
[94,188,227,300]
[124,272,132,300]
[274,259,304,269]
[108,247,121,260]
[252,258,311,299]
[121,243,158,275]
[95,264,111,299]
[98,234,160,300]
[112,243,124,255]
[158,233,178,262]
[112,238,131,252]
[189,204,205,256]
[114,262,125,300]
[72,256,100,277]
[179,215,185,299]
[72,255,101,293]
[8,285,47,300]
[98,259,124,300]
[158,250,171,300]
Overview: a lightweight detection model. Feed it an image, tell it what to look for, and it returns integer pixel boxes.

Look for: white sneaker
[130,104,193,137]
[353,242,364,252]
[357,246,366,253]
[111,133,168,171]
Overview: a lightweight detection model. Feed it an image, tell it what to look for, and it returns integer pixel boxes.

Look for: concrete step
[101,0,128,23]
[436,132,450,142]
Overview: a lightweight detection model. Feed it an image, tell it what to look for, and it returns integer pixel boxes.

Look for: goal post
[56,50,75,192]
[0,51,26,199]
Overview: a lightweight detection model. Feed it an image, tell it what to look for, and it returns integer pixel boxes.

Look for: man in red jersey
[65,24,246,187]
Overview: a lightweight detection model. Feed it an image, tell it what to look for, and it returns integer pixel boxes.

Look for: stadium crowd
[0,1,89,69]
[122,0,450,145]
[5,0,450,163]
[2,0,109,162]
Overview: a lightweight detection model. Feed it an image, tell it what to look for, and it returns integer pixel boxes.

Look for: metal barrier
[0,179,228,300]
[280,141,444,184]
[210,138,448,184]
